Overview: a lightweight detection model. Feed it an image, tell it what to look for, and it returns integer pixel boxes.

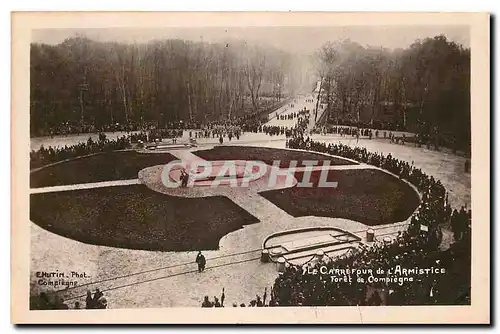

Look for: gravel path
[30,179,141,194]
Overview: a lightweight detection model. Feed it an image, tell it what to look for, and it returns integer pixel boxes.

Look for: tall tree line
[316,35,470,150]
[30,36,309,136]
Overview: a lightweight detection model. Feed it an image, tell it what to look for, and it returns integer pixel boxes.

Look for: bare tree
[244,47,266,112]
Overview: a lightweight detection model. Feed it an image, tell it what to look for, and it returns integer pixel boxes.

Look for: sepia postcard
[11,11,490,324]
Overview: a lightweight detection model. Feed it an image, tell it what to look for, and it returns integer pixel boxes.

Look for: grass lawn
[30,151,177,188]
[30,185,259,251]
[259,169,420,226]
[193,146,357,168]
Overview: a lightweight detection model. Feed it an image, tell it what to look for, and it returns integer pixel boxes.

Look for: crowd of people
[36,120,208,138]
[259,125,287,136]
[275,109,309,122]
[85,288,108,309]
[258,107,311,137]
[32,292,73,310]
[190,124,242,141]
[201,288,274,308]
[129,132,148,143]
[316,123,466,154]
[201,288,226,308]
[32,95,288,138]
[325,120,404,132]
[269,227,470,306]
[30,133,132,169]
[34,121,138,137]
[32,288,107,310]
[30,122,246,169]
[147,129,183,142]
[195,106,313,139]
[316,125,412,143]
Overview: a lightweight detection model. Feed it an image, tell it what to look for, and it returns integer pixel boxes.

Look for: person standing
[93,288,103,304]
[179,170,185,187]
[85,290,94,309]
[196,251,206,272]
[181,169,189,188]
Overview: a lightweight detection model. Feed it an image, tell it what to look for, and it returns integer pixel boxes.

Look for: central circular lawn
[30,185,259,252]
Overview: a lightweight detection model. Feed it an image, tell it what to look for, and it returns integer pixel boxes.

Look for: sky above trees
[32,26,469,55]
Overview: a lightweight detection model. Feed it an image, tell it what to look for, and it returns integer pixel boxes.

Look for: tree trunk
[186,81,193,122]
[314,77,323,122]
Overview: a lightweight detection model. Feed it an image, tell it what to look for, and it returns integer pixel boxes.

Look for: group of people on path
[201,288,225,307]
[200,287,275,308]
[33,288,107,310]
[85,288,107,309]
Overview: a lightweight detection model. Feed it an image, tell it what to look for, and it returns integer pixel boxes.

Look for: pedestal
[366,229,375,242]
[261,249,270,263]
[277,257,286,273]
